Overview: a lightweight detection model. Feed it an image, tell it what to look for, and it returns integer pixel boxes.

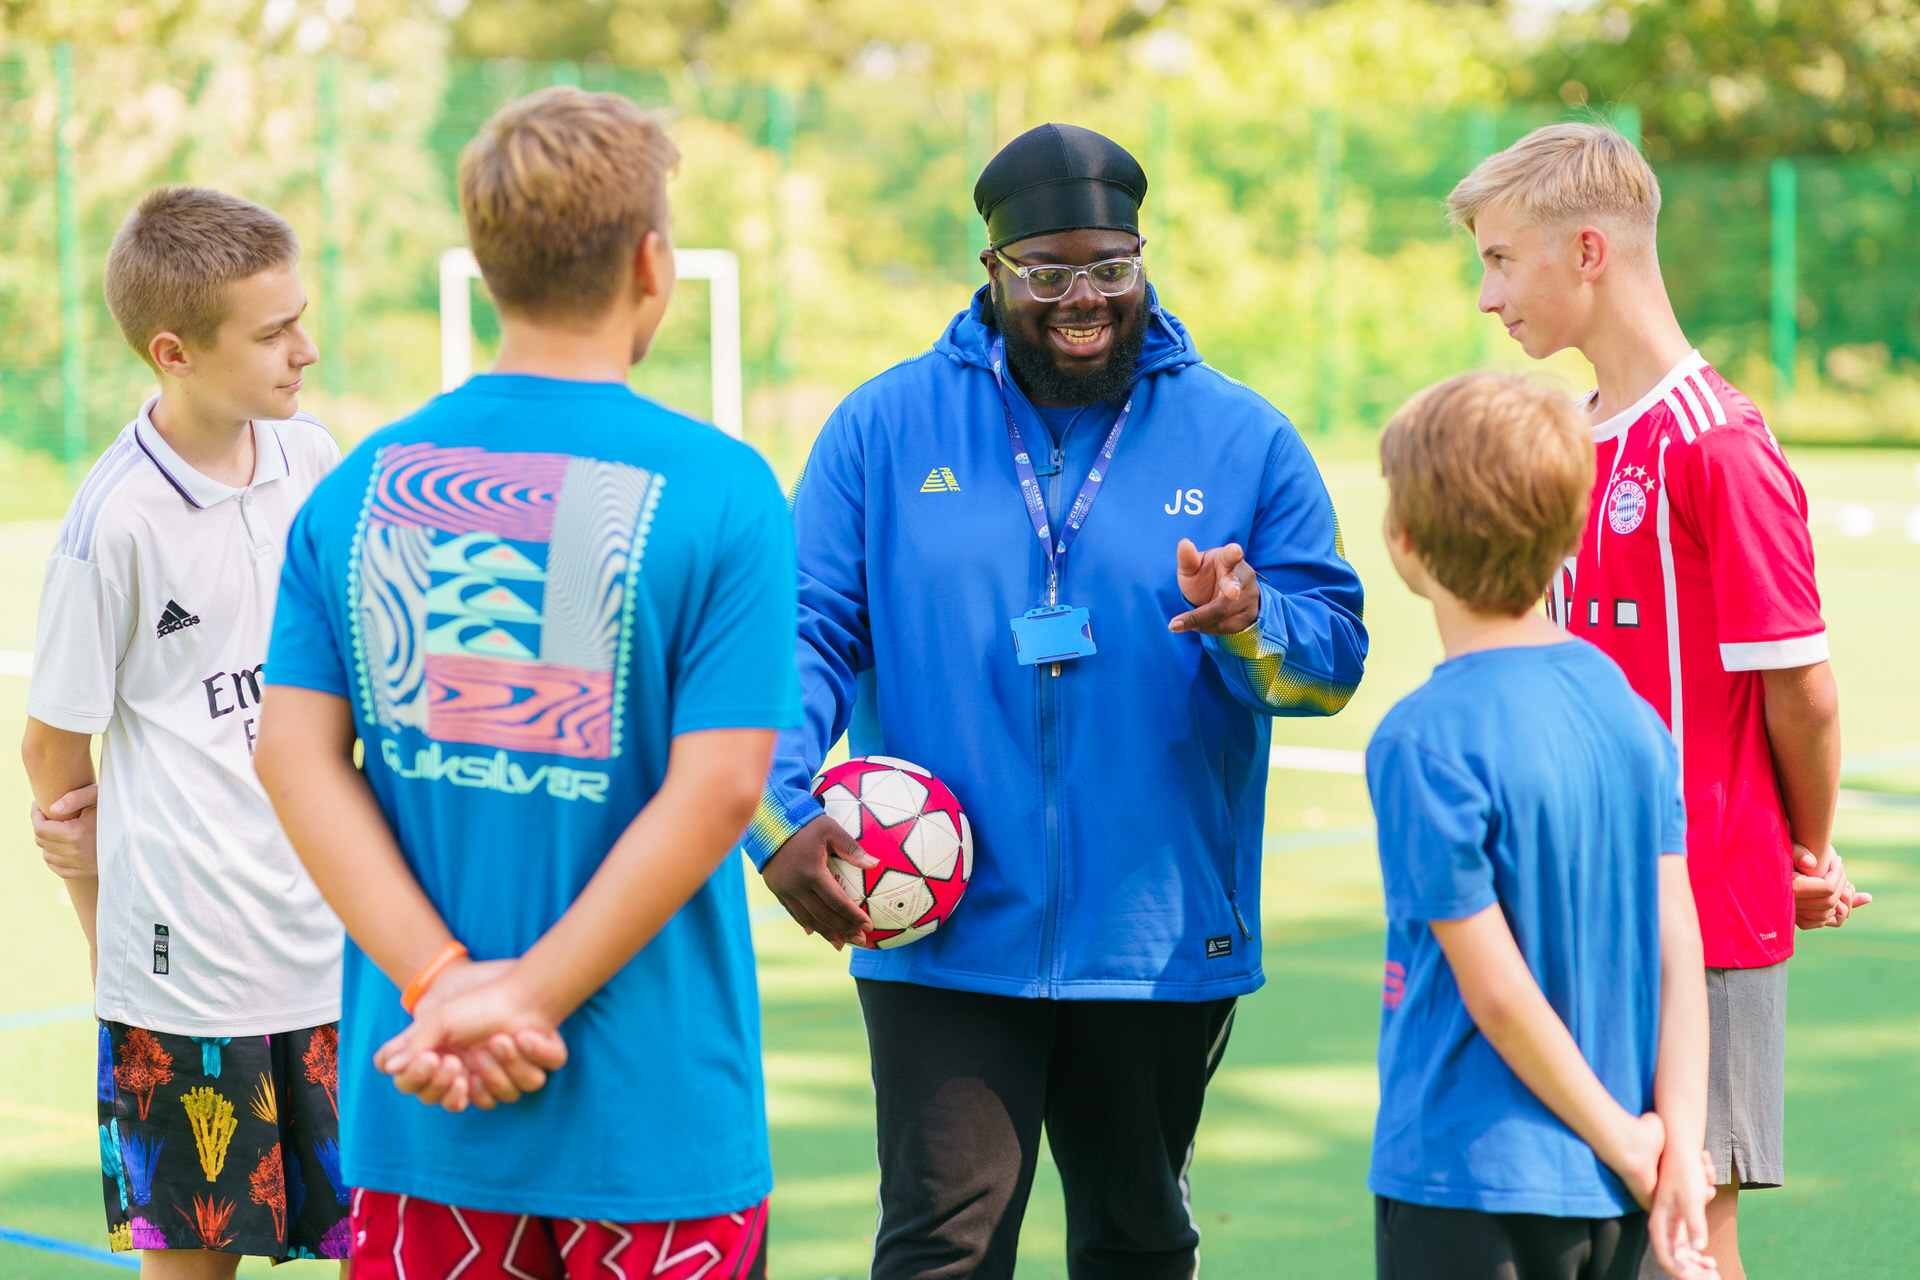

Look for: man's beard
[989,286,1147,407]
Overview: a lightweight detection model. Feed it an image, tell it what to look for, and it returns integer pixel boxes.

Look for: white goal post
[438,247,744,440]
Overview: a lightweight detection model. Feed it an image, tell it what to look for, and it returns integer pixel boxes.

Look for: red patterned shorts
[349,1188,768,1280]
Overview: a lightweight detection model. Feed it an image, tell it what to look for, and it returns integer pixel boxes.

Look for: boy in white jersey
[20,187,350,1275]
[1447,124,1869,1279]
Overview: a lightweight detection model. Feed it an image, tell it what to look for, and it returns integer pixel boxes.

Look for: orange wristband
[400,941,468,1014]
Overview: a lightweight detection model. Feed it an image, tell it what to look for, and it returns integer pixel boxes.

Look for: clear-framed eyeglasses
[991,247,1145,302]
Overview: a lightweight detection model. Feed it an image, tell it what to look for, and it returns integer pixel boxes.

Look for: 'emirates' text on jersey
[28,401,345,1035]
[1548,352,1826,969]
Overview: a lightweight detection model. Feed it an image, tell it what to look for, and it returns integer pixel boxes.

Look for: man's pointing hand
[1169,539,1261,636]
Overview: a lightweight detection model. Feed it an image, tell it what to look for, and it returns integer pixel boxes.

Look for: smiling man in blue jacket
[744,123,1369,1280]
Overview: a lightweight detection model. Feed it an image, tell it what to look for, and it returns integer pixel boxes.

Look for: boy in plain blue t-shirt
[254,88,798,1276]
[1365,373,1715,1280]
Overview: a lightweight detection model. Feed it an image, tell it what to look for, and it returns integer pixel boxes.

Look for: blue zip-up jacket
[743,289,1368,999]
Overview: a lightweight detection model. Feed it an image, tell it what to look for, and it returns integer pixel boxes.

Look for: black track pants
[857,978,1237,1280]
[1375,1196,1648,1280]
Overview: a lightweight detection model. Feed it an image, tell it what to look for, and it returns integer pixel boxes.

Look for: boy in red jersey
[1448,123,1868,1280]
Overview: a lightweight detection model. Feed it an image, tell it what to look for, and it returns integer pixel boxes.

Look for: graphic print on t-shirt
[354,443,661,763]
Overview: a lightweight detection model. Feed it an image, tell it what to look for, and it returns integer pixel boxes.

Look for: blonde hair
[1380,372,1593,616]
[459,86,680,321]
[1447,122,1661,259]
[103,187,300,369]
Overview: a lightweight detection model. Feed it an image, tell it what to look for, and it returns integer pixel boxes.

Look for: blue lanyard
[989,335,1133,605]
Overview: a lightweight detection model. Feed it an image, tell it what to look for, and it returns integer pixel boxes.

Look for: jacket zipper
[1227,890,1253,943]
[1223,775,1253,943]
[1035,438,1068,996]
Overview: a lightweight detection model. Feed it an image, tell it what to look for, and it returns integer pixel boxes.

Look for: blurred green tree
[0,0,459,452]
[449,0,1510,105]
[6,0,1914,475]
[1523,0,1920,159]
[448,0,731,68]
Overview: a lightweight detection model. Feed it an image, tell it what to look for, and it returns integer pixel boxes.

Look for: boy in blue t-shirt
[254,87,798,1277]
[1365,373,1715,1280]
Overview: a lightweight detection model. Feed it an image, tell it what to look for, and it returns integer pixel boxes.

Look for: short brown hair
[1380,372,1593,616]
[1447,122,1661,260]
[459,86,680,321]
[103,186,300,369]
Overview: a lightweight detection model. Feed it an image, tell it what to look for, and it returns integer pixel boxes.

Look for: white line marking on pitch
[1269,745,1366,773]
[1808,499,1920,541]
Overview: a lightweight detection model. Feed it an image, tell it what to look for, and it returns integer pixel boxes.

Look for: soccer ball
[812,756,973,949]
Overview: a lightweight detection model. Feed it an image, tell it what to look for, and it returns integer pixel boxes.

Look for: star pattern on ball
[813,756,973,949]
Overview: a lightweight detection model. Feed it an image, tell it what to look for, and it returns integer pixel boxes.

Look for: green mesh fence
[4,41,1919,486]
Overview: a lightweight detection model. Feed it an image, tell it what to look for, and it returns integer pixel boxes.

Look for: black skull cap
[973,123,1147,251]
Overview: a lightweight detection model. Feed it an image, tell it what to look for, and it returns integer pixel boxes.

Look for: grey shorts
[1705,961,1788,1189]
[1638,963,1787,1278]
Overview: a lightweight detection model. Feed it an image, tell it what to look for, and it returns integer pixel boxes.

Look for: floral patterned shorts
[97,1020,351,1260]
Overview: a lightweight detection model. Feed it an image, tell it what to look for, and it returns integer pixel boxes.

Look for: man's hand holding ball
[764,816,881,950]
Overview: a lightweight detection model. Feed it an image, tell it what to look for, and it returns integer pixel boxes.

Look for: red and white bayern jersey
[1548,352,1825,969]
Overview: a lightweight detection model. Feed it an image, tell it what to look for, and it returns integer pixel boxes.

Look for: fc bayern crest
[1607,477,1648,534]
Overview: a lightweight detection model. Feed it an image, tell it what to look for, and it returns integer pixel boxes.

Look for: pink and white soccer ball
[811,756,974,949]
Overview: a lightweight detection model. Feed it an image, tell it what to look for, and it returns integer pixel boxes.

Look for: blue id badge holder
[1010,605,1096,666]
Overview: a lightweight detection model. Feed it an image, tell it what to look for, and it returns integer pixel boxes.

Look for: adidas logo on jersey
[156,599,201,638]
[920,467,960,493]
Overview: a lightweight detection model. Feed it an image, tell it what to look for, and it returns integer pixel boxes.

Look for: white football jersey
[28,398,345,1036]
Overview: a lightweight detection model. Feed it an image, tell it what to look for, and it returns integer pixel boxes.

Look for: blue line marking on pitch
[0,1225,139,1270]
[0,1001,91,1032]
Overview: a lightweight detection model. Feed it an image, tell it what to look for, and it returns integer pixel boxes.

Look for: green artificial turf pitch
[2,449,1917,1278]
